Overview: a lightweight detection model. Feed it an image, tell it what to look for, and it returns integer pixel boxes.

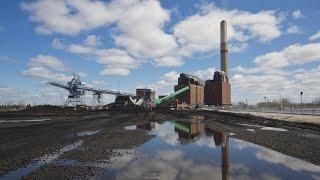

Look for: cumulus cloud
[153,56,184,67]
[254,43,320,69]
[23,0,286,71]
[22,0,177,61]
[194,68,215,80]
[285,25,301,34]
[21,0,116,35]
[51,38,65,49]
[292,10,304,19]
[84,35,102,47]
[0,88,18,95]
[174,4,282,56]
[138,71,179,94]
[112,0,178,59]
[28,55,67,71]
[309,31,320,41]
[96,48,139,76]
[68,44,95,54]
[22,67,72,81]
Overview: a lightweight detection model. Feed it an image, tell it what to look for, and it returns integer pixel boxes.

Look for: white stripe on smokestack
[220,20,228,75]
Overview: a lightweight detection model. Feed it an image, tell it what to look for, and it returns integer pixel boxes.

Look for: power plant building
[204,20,231,107]
[174,73,204,106]
[136,89,155,102]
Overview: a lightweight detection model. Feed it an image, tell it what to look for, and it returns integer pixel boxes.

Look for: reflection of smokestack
[220,20,228,75]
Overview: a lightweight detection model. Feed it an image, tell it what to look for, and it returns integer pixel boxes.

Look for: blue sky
[0,0,320,105]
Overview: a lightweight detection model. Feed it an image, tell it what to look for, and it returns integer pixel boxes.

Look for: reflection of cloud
[156,150,183,161]
[313,175,320,180]
[153,122,179,145]
[194,136,216,149]
[256,148,320,173]
[232,139,260,151]
[260,173,282,180]
[116,149,222,180]
[233,138,320,173]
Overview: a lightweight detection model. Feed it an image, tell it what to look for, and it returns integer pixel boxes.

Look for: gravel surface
[0,109,319,179]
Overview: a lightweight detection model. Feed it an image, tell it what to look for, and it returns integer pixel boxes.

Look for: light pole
[264,96,267,112]
[300,91,303,114]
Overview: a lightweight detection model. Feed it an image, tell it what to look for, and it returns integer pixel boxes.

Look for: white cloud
[21,0,116,35]
[194,68,215,80]
[0,88,18,95]
[231,42,320,103]
[84,35,102,47]
[254,43,320,69]
[153,56,184,67]
[285,25,301,34]
[292,10,304,19]
[96,48,139,76]
[139,71,179,94]
[23,0,288,73]
[112,0,177,59]
[28,55,66,71]
[22,67,72,81]
[51,38,65,49]
[174,4,282,56]
[68,44,94,54]
[309,31,320,41]
[22,0,177,60]
[100,67,130,76]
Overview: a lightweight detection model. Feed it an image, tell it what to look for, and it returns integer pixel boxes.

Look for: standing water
[100,119,320,180]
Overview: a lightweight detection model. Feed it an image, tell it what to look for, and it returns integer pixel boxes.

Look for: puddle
[246,129,255,132]
[260,127,288,132]
[102,120,320,179]
[77,130,101,137]
[124,125,137,130]
[0,118,51,123]
[2,140,83,180]
[237,123,264,128]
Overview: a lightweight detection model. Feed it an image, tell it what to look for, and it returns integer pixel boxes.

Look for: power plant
[49,20,231,109]
[174,20,231,108]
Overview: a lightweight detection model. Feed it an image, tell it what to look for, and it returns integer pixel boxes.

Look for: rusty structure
[204,20,231,107]
[136,88,155,107]
[174,73,204,107]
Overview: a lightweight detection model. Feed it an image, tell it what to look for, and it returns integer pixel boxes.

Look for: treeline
[234,98,320,110]
[0,104,63,112]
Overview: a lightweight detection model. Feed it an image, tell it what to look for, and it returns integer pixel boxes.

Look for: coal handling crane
[48,73,135,107]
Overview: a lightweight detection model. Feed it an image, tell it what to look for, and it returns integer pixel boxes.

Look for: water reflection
[118,120,320,180]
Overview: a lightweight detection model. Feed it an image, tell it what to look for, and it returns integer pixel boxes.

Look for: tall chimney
[220,20,228,75]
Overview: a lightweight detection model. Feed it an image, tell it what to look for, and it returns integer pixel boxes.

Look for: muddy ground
[0,109,319,179]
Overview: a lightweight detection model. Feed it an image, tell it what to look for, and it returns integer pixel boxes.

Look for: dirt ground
[0,109,319,179]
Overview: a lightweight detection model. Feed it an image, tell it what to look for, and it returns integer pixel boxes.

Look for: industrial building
[136,88,155,107]
[173,20,231,108]
[174,73,205,107]
[204,20,231,107]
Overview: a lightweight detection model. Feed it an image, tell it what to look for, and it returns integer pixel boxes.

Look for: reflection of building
[137,122,155,131]
[174,73,204,107]
[174,120,205,142]
[205,127,229,180]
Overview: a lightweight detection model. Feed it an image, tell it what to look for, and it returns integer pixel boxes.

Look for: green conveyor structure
[154,86,189,105]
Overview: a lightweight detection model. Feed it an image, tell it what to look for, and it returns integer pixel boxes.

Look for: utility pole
[300,91,303,115]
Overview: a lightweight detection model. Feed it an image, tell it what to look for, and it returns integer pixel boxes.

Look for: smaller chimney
[220,20,228,75]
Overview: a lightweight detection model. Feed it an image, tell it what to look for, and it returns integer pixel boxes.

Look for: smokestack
[220,20,228,75]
